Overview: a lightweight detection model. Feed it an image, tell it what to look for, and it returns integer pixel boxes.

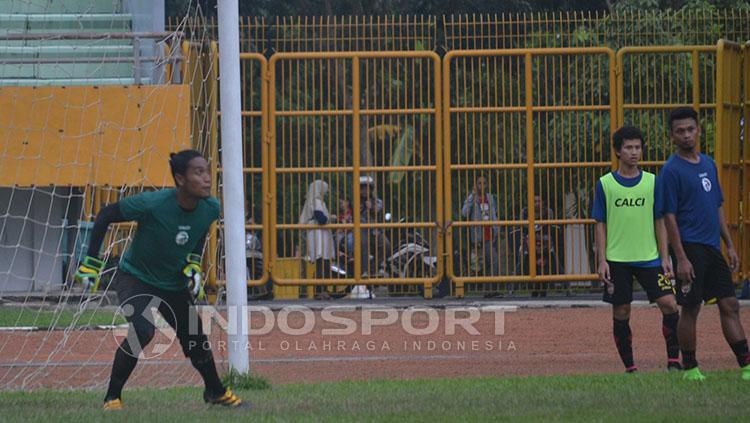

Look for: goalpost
[216,0,249,375]
[0,0,249,390]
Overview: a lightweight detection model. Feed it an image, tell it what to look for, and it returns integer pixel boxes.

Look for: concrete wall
[0,187,78,293]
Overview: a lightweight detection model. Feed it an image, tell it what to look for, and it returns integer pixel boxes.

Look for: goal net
[0,0,222,390]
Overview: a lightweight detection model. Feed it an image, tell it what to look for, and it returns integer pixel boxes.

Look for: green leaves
[389,125,415,184]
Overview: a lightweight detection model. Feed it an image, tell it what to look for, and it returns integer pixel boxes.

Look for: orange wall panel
[0,85,190,187]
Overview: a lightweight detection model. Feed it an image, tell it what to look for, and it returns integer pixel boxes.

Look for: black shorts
[603,261,675,305]
[671,243,736,306]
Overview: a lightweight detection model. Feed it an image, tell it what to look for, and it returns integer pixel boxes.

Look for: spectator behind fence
[299,180,336,298]
[517,193,562,278]
[245,208,263,279]
[359,176,390,276]
[335,197,354,255]
[521,194,555,221]
[461,174,499,276]
[245,208,274,300]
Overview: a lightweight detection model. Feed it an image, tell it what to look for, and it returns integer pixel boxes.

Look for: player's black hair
[669,107,699,130]
[169,149,203,186]
[612,126,645,153]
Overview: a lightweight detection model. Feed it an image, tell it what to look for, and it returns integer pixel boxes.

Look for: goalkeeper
[76,149,248,410]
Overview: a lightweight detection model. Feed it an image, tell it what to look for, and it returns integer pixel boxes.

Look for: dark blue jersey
[659,153,723,252]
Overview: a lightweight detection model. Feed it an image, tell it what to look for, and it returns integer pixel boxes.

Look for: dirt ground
[1,303,749,390]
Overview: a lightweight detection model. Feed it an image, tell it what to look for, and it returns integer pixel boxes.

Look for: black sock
[661,312,680,361]
[613,318,634,369]
[729,339,750,367]
[104,343,138,401]
[191,354,225,397]
[682,350,698,370]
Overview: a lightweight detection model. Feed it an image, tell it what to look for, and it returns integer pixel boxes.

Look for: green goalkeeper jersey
[118,188,220,291]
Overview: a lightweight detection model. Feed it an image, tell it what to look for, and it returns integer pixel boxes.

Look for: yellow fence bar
[186,38,745,299]
[268,51,443,298]
[743,42,750,280]
[616,45,717,174]
[442,10,750,51]
[443,48,615,297]
[170,12,750,54]
[716,40,743,282]
[212,53,270,290]
[272,15,437,52]
[207,41,220,298]
[616,43,747,284]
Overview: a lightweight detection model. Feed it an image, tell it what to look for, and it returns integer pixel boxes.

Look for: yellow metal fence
[744,42,750,280]
[168,11,750,53]
[616,42,746,280]
[443,48,616,297]
[69,36,740,299]
[267,51,443,297]
[74,39,748,298]
[716,41,744,278]
[192,40,750,300]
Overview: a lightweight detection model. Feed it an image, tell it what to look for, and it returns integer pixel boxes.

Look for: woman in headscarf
[299,180,336,297]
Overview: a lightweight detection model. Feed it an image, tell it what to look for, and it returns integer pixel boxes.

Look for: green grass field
[1,371,748,422]
[0,306,123,328]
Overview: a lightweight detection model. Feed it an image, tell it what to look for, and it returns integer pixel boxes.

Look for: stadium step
[0,13,132,31]
[0,0,123,14]
[0,1,150,87]
[0,63,35,78]
[0,76,154,86]
[37,62,135,78]
[0,44,134,57]
[0,15,27,31]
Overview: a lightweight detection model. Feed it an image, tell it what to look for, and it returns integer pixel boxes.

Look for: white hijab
[299,180,329,224]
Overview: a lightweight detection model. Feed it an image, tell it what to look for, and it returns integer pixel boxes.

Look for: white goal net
[0,0,222,390]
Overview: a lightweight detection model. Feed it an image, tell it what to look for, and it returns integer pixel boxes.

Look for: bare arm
[595,222,607,266]
[655,218,669,261]
[664,213,694,284]
[664,213,686,261]
[718,206,739,271]
[595,222,611,286]
[654,218,673,278]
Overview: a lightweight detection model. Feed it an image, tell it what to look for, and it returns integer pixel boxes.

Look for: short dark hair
[169,149,203,186]
[669,107,698,130]
[612,126,645,152]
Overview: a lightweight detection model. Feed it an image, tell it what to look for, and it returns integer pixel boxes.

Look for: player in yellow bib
[593,126,680,373]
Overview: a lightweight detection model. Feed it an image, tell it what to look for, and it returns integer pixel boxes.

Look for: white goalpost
[216,0,250,375]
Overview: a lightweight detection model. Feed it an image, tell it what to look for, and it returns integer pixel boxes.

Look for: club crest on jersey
[701,177,711,192]
[175,231,189,245]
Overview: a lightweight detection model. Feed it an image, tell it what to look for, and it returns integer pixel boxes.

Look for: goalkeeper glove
[74,255,106,293]
[184,253,205,300]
